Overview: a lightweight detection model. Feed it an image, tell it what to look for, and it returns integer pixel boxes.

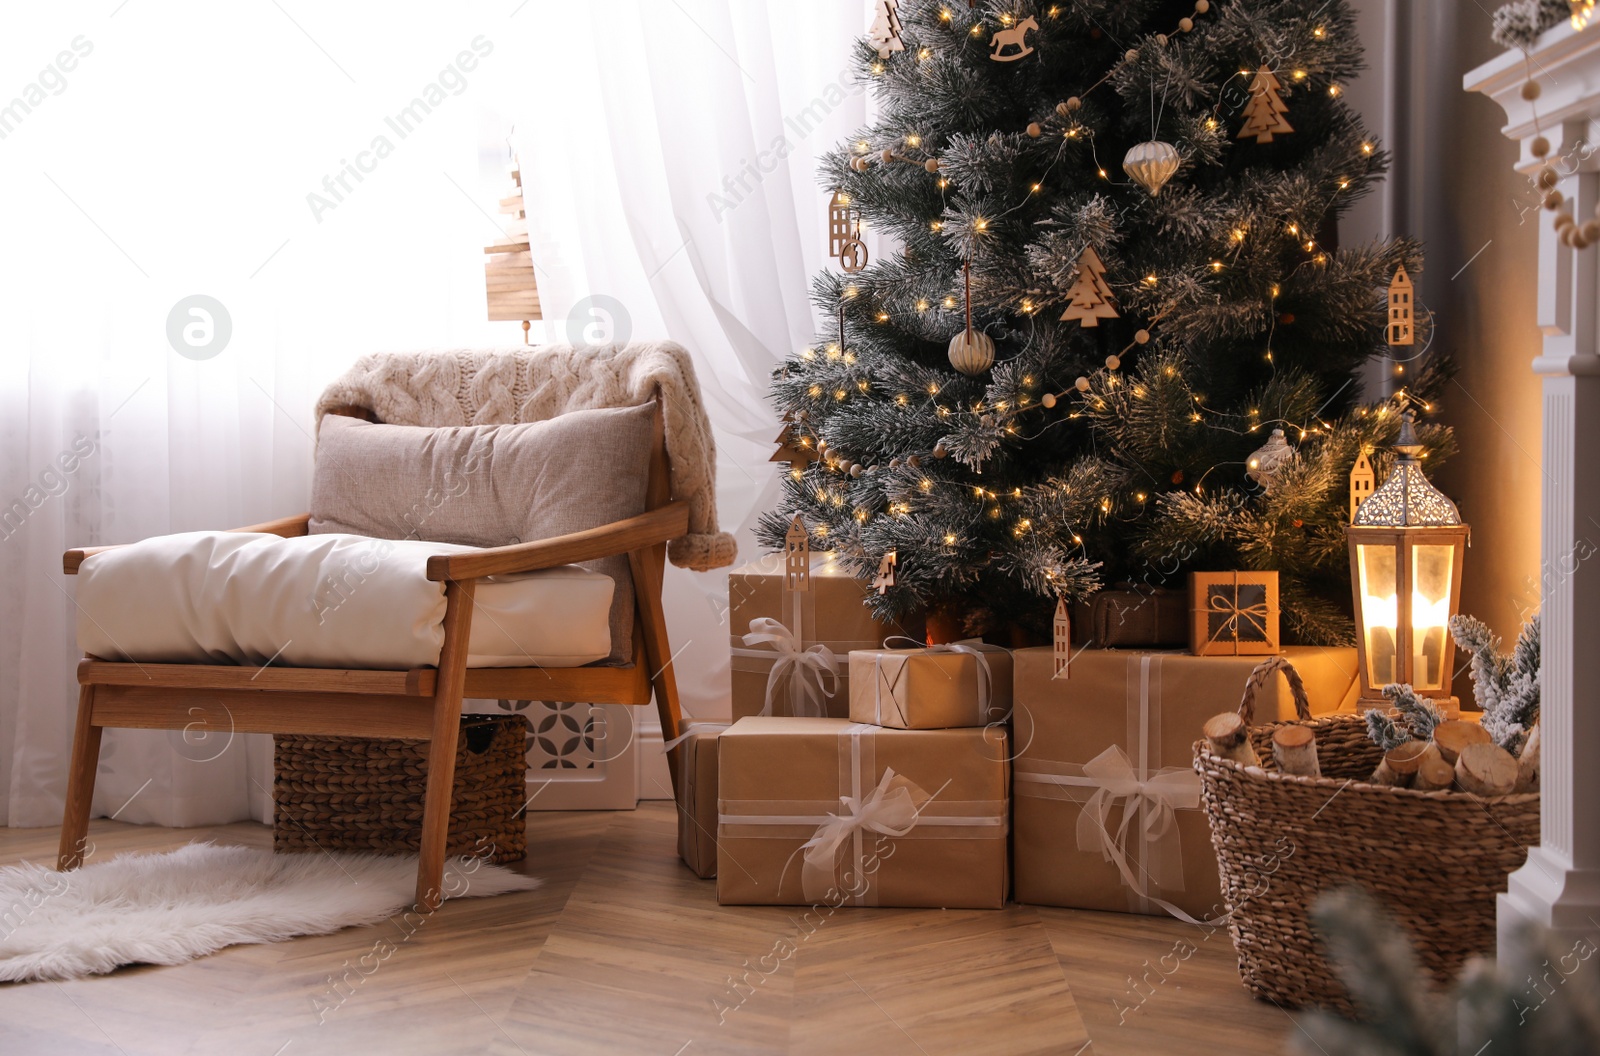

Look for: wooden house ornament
[1052,598,1072,679]
[1387,265,1415,346]
[784,516,811,593]
[828,191,857,259]
[484,157,542,343]
[1349,448,1376,520]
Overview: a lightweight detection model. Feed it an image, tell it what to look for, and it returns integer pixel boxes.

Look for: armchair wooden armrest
[63,513,312,574]
[425,502,690,582]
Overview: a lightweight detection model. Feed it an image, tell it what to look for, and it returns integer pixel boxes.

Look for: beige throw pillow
[309,404,656,664]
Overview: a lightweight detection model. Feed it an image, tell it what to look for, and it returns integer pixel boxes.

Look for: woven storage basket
[1194,656,1538,1014]
[274,714,529,864]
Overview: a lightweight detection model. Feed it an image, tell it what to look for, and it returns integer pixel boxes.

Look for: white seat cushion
[75,531,614,669]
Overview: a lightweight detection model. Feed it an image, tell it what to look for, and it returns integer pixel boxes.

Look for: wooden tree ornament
[1060,246,1119,327]
[770,418,816,470]
[1238,65,1293,144]
[868,0,904,59]
[1387,265,1415,346]
[873,550,897,595]
[484,158,542,343]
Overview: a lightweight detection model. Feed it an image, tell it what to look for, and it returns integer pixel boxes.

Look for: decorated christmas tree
[760,0,1455,645]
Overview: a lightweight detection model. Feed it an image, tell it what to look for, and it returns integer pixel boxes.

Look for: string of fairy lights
[781,2,1406,565]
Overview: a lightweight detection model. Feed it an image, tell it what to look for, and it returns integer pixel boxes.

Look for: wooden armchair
[58,402,687,909]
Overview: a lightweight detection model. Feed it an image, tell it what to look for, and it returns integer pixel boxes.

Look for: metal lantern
[1345,407,1469,710]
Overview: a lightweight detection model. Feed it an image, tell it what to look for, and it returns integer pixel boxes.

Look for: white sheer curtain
[0,2,865,829]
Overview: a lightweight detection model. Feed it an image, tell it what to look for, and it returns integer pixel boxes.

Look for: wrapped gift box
[848,643,1014,729]
[1012,646,1358,918]
[728,553,921,720]
[717,717,1009,908]
[671,723,724,879]
[1189,571,1281,656]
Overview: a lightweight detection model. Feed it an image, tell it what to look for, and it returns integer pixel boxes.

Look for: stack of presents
[674,532,1358,916]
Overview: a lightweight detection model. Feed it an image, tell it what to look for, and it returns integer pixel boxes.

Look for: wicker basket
[1194,656,1538,1014]
[274,714,529,864]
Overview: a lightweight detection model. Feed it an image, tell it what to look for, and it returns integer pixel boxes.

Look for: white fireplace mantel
[1467,22,1600,950]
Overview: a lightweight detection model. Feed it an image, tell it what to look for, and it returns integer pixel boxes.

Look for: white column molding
[1467,22,1600,948]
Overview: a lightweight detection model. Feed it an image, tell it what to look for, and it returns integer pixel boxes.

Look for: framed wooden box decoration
[1189,571,1280,656]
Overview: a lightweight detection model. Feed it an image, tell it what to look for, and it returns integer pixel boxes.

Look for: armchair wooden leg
[58,685,102,871]
[416,578,475,911]
[629,543,684,799]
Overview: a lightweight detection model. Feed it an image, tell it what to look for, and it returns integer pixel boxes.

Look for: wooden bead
[1156,34,1169,46]
[1583,220,1600,242]
[1531,135,1551,158]
[851,156,870,172]
[1105,354,1121,370]
[1179,17,1194,31]
[907,454,921,468]
[1522,80,1542,101]
[850,464,863,478]
[1067,96,1083,112]
[881,148,895,164]
[1125,48,1140,63]
[1075,377,1091,392]
[889,457,902,468]
[1027,122,1042,138]
[924,158,940,173]
[1135,329,1151,344]
[933,442,948,458]
[1194,0,1209,11]
[1555,211,1577,230]
[1538,166,1559,189]
[1545,190,1565,210]
[1041,392,1057,408]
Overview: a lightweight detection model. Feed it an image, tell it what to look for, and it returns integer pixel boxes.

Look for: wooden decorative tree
[1237,65,1293,144]
[1059,246,1119,327]
[484,158,541,343]
[873,550,897,594]
[770,419,816,470]
[868,0,904,59]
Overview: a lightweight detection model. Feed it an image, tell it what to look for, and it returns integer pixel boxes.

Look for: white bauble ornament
[1246,428,1296,489]
[1122,141,1181,197]
[947,328,995,375]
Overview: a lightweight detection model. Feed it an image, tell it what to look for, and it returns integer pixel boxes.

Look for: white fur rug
[0,842,540,983]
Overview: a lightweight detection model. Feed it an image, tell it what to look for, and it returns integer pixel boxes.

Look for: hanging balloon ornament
[989,15,1038,62]
[947,260,995,376]
[1122,141,1181,197]
[1246,428,1297,490]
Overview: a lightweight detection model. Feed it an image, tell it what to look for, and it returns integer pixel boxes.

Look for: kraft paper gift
[847,642,1014,729]
[1012,646,1358,919]
[716,717,1009,908]
[670,723,725,879]
[728,553,921,721]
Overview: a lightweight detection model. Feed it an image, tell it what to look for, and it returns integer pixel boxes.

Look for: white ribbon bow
[878,636,996,722]
[798,768,923,899]
[744,617,839,717]
[1074,745,1203,894]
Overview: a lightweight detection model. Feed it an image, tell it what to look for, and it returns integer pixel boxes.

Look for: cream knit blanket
[314,344,736,571]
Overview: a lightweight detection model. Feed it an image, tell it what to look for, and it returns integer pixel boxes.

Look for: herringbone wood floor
[0,805,1297,1055]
